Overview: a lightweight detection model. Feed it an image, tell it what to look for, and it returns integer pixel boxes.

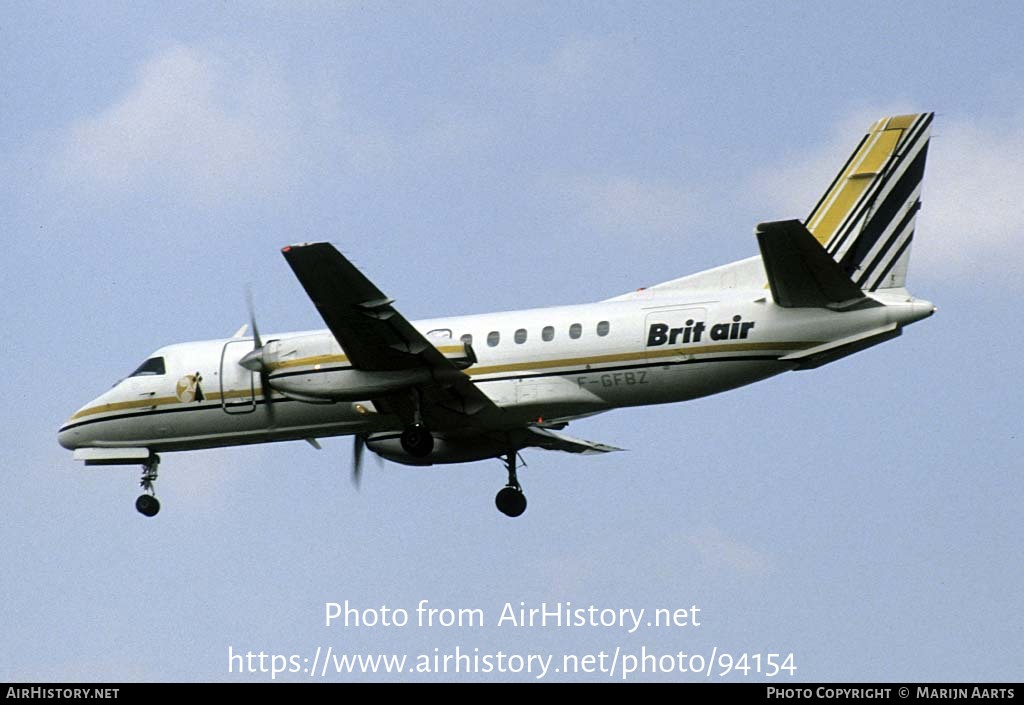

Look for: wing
[524,425,624,454]
[281,242,500,423]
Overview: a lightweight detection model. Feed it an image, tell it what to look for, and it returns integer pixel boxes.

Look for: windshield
[129,357,166,377]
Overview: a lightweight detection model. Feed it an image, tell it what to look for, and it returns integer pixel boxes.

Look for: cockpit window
[129,357,166,377]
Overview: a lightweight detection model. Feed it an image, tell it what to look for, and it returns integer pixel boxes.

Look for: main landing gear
[400,424,434,457]
[495,452,527,518]
[400,389,435,458]
[135,455,161,517]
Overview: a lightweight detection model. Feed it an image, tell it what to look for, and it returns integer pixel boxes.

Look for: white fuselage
[57,288,934,456]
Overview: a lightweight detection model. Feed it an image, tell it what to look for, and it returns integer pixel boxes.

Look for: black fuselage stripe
[61,354,787,432]
[478,355,783,384]
[271,366,353,379]
[58,398,290,433]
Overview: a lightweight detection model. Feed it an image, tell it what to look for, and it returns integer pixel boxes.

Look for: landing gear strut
[495,452,527,517]
[135,454,161,517]
[400,389,434,458]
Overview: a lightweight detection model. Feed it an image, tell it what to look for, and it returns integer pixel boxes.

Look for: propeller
[351,434,384,489]
[352,434,366,489]
[239,288,276,426]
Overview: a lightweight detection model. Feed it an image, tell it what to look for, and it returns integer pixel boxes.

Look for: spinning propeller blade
[352,435,365,489]
[242,289,276,426]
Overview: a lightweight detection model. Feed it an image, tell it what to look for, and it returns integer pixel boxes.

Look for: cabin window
[427,328,452,340]
[569,323,582,339]
[487,331,500,347]
[597,320,610,336]
[514,328,527,344]
[129,357,166,376]
[542,325,554,342]
[460,333,473,347]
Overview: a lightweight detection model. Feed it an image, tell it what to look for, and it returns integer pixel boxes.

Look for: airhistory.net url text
[228,645,797,680]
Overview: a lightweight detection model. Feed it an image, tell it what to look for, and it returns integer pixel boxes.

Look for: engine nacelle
[271,367,432,401]
[260,332,475,401]
[366,434,511,466]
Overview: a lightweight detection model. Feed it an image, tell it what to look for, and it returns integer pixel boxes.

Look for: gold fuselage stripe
[69,341,817,422]
[68,387,259,421]
[464,341,810,376]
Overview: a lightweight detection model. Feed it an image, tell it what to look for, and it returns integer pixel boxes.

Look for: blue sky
[3,1,1022,682]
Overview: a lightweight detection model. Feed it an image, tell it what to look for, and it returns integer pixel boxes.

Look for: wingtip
[282,242,326,253]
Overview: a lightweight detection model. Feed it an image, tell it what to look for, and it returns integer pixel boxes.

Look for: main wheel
[135,494,161,517]
[495,486,527,517]
[400,425,434,457]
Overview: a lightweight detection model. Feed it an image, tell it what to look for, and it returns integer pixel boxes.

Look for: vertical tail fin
[805,113,933,291]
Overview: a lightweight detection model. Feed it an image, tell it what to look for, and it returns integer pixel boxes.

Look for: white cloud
[51,44,512,209]
[687,526,773,576]
[503,34,626,102]
[748,106,914,221]
[561,174,695,237]
[418,105,496,163]
[533,36,605,94]
[918,115,1024,276]
[55,45,301,204]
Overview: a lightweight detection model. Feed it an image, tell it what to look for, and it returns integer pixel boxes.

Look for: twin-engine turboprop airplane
[59,113,937,518]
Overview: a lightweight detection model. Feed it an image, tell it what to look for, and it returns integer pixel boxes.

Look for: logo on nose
[175,372,205,403]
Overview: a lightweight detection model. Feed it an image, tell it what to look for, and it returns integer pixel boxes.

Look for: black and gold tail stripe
[805,113,933,291]
[837,115,931,290]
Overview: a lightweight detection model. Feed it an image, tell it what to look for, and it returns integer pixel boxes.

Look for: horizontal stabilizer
[526,426,623,454]
[779,322,901,370]
[756,220,868,309]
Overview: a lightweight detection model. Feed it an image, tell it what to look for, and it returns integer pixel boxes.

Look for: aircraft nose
[58,419,80,450]
[58,402,92,450]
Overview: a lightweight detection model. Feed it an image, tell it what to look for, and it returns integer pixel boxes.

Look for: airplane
[58,112,937,518]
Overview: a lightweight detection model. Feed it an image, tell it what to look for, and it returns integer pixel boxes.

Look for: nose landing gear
[135,455,161,517]
[495,452,527,517]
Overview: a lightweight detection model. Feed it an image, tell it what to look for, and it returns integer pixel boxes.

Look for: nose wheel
[136,455,161,517]
[135,493,161,517]
[495,452,527,517]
